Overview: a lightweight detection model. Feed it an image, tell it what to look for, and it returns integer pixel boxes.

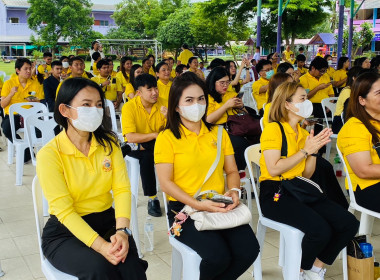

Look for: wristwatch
[229,187,242,198]
[116,227,132,236]
[99,83,103,88]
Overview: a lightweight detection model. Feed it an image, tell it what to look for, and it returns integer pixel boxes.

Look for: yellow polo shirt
[154,123,234,201]
[171,69,176,79]
[262,103,272,128]
[93,62,99,76]
[149,67,156,77]
[260,121,309,182]
[157,79,172,107]
[337,117,380,190]
[326,67,335,79]
[334,87,350,116]
[333,69,347,88]
[273,64,278,74]
[252,78,269,110]
[91,75,122,101]
[299,72,334,103]
[121,95,166,142]
[62,68,71,76]
[124,83,135,100]
[116,71,129,89]
[288,58,296,65]
[283,50,293,61]
[298,67,308,75]
[1,75,44,115]
[37,64,52,76]
[36,131,131,247]
[178,49,194,65]
[207,90,237,124]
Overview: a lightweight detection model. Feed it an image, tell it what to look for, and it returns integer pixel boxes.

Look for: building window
[8,17,19,23]
[93,20,108,26]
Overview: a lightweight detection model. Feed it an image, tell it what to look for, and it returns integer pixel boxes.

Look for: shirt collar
[136,95,159,114]
[57,130,100,157]
[281,121,305,140]
[180,121,209,137]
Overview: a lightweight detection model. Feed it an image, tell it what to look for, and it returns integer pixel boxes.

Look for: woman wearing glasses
[206,67,252,172]
[338,72,380,212]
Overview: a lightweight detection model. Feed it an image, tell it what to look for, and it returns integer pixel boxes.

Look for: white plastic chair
[341,112,345,125]
[105,99,123,142]
[0,71,5,81]
[245,144,304,280]
[32,176,78,280]
[242,82,258,114]
[124,155,143,258]
[122,92,128,104]
[9,103,48,185]
[336,146,380,237]
[321,97,338,160]
[162,192,201,280]
[260,117,264,131]
[25,112,58,216]
[4,75,10,82]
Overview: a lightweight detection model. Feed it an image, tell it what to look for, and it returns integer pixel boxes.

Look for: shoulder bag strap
[275,121,288,157]
[193,125,223,198]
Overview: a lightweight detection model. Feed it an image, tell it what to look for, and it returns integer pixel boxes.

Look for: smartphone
[237,91,245,99]
[210,195,233,205]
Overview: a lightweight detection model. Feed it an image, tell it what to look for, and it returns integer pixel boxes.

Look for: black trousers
[355,183,380,213]
[42,208,148,280]
[259,180,359,270]
[228,134,250,171]
[1,114,31,162]
[168,201,260,280]
[332,115,343,134]
[128,149,157,197]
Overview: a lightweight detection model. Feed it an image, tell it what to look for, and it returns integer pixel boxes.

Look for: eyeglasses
[318,69,327,74]
[217,80,231,86]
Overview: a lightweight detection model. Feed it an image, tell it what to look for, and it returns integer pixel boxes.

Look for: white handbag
[182,126,252,231]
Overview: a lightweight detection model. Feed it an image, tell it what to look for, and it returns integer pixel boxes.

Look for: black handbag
[276,121,326,203]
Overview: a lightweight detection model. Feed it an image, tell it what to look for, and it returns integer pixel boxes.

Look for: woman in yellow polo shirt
[262,72,293,128]
[225,58,250,94]
[187,57,205,80]
[154,72,259,279]
[260,81,358,280]
[124,64,143,100]
[36,78,147,280]
[331,66,362,134]
[205,67,253,171]
[117,56,133,92]
[332,57,349,96]
[155,61,172,106]
[338,72,380,212]
[324,55,335,79]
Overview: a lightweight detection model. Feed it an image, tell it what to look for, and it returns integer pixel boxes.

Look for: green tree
[342,22,375,57]
[27,0,94,51]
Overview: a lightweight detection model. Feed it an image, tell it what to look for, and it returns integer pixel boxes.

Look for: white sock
[311,265,322,273]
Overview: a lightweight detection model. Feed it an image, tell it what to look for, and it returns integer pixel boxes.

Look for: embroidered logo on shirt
[103,158,112,172]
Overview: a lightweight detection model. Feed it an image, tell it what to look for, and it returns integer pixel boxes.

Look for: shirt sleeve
[121,102,136,137]
[222,129,234,156]
[1,80,11,98]
[111,144,131,220]
[154,131,174,164]
[207,96,217,115]
[339,122,372,156]
[36,145,99,247]
[260,123,282,152]
[37,65,45,75]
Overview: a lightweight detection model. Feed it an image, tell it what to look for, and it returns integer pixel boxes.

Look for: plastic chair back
[259,118,263,131]
[321,97,338,128]
[104,99,118,134]
[341,112,345,125]
[9,102,48,145]
[25,113,58,166]
[336,145,357,207]
[244,144,263,217]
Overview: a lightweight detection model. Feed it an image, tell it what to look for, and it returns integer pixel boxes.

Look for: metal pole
[337,0,345,62]
[372,8,377,51]
[348,0,354,63]
[276,0,284,61]
[256,0,262,47]
[154,40,157,61]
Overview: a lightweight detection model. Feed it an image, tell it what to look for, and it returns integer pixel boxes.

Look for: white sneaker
[303,268,326,280]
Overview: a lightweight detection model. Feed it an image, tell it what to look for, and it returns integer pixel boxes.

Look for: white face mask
[178,103,206,122]
[328,60,332,66]
[68,106,104,132]
[62,61,69,68]
[291,100,313,119]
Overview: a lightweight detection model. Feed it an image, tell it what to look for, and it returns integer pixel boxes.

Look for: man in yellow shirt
[299,56,334,132]
[296,54,308,75]
[37,52,53,79]
[282,45,293,63]
[1,58,44,162]
[56,56,88,97]
[177,43,194,66]
[91,59,122,109]
[252,60,273,116]
[142,58,155,78]
[91,52,101,76]
[121,74,166,217]
[167,57,176,80]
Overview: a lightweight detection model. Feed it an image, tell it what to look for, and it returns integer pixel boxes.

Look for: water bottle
[333,154,343,177]
[144,217,154,252]
[359,242,373,258]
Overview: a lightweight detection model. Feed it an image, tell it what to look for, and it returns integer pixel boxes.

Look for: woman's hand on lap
[99,241,123,265]
[110,231,130,263]
[196,199,228,213]
[224,189,240,211]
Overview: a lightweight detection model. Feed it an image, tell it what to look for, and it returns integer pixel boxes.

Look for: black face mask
[373,142,380,158]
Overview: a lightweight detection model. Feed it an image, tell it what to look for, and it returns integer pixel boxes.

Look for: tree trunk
[227,41,237,62]
[204,45,208,63]
[192,45,204,62]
